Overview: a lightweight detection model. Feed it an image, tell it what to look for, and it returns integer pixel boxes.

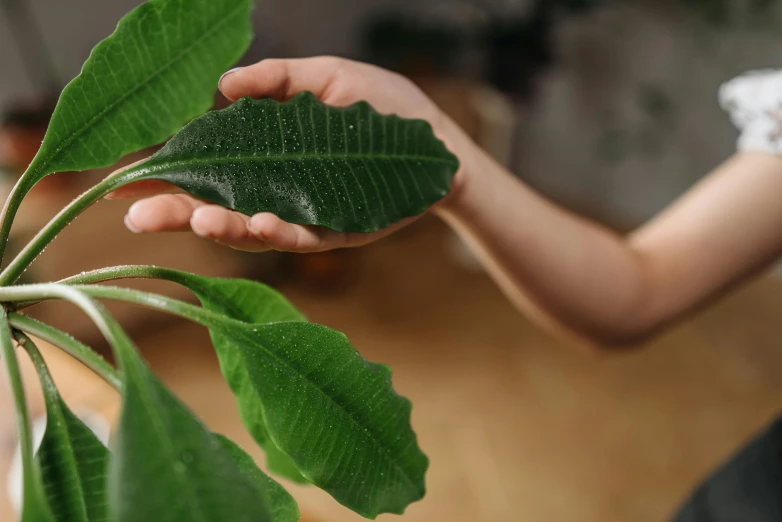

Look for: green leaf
[4,280,428,518]
[199,319,428,518]
[163,270,306,324]
[131,92,460,233]
[0,315,55,522]
[216,435,300,522]
[39,398,110,522]
[16,265,308,483]
[1,287,280,521]
[110,344,274,522]
[157,270,429,512]
[18,333,110,522]
[161,271,309,483]
[9,313,122,391]
[26,0,253,184]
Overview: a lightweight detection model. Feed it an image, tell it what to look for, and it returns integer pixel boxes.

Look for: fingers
[125,194,418,252]
[107,180,176,200]
[125,194,204,233]
[246,213,336,252]
[125,194,270,252]
[245,212,418,253]
[123,191,420,253]
[218,56,441,124]
[219,57,348,104]
[190,206,269,252]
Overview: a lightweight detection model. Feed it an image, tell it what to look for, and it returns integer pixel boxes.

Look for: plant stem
[13,331,48,386]
[1,284,141,368]
[13,332,63,405]
[0,165,149,286]
[57,265,182,285]
[0,311,38,508]
[79,284,222,326]
[55,265,232,301]
[0,283,231,331]
[8,313,121,390]
[0,175,35,267]
[12,265,170,311]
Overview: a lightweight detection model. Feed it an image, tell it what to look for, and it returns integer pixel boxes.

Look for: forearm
[437,149,654,346]
[435,139,782,347]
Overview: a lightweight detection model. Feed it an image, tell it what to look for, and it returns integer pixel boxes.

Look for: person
[111,57,782,521]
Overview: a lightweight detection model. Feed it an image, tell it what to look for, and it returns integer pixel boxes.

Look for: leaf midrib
[143,152,458,173]
[123,360,209,522]
[37,380,93,522]
[231,324,424,500]
[42,399,92,522]
[160,274,310,484]
[34,1,247,176]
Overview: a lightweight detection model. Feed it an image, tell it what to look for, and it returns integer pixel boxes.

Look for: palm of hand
[111,57,453,253]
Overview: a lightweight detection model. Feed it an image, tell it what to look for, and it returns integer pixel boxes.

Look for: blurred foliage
[678,0,731,23]
[362,0,603,97]
[362,14,466,76]
[362,0,777,97]
[676,0,778,24]
[638,85,676,129]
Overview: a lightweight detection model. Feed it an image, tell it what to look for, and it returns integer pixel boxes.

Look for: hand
[109,57,473,252]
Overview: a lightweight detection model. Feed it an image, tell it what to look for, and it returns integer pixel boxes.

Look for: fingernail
[190,207,209,237]
[246,216,266,240]
[247,215,262,232]
[219,67,243,88]
[124,214,142,234]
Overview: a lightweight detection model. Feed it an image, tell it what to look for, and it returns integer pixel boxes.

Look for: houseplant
[0,0,459,520]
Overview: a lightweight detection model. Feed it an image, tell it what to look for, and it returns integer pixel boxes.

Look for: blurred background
[1,0,782,520]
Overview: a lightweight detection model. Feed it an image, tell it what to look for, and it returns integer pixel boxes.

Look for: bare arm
[436,149,782,345]
[112,57,782,347]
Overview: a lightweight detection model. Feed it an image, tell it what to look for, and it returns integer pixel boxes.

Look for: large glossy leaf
[216,435,300,522]
[55,266,307,483]
[130,92,460,233]
[160,270,309,483]
[20,334,110,522]
[162,270,306,324]
[106,315,273,522]
[59,275,428,517]
[159,271,430,512]
[195,317,428,518]
[25,0,253,184]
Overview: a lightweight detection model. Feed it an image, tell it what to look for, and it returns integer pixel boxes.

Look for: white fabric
[720,69,782,155]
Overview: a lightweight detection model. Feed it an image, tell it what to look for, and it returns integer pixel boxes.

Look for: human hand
[110,57,473,252]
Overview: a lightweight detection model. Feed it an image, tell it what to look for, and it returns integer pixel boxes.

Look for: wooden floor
[2,218,782,522]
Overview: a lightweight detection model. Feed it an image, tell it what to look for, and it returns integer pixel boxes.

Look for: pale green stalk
[0,310,47,519]
[8,313,121,390]
[0,162,155,287]
[0,283,225,331]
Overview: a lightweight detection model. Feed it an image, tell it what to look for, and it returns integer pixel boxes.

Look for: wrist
[431,118,491,220]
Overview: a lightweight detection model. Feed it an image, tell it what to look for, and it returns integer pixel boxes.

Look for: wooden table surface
[1,218,782,522]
